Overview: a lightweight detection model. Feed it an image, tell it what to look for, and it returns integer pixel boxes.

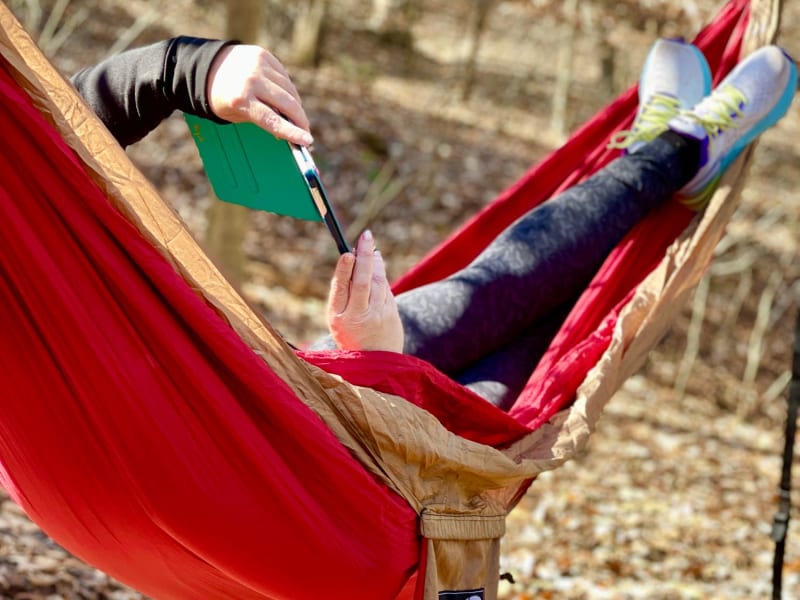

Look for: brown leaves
[497,378,799,599]
[0,502,144,599]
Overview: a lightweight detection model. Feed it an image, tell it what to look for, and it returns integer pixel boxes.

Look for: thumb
[328,252,355,315]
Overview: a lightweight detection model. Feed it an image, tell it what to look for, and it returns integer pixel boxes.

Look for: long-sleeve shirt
[71,36,234,147]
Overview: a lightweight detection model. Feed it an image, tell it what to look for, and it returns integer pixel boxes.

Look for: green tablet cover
[184,114,321,222]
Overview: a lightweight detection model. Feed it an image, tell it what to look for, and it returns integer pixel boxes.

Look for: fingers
[348,230,376,313]
[260,51,304,107]
[249,53,311,133]
[262,52,308,115]
[248,101,313,146]
[329,229,390,317]
[207,44,313,146]
[254,80,310,129]
[326,230,403,353]
[328,251,355,315]
[243,70,312,145]
[369,250,389,309]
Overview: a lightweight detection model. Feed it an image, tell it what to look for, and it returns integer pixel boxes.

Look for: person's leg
[455,299,576,409]
[304,131,696,359]
[400,44,798,381]
[398,131,700,374]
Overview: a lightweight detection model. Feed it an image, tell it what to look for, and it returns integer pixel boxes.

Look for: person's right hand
[326,230,405,353]
[207,44,313,146]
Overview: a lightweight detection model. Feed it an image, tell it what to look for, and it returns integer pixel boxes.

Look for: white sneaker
[669,45,798,210]
[609,38,711,153]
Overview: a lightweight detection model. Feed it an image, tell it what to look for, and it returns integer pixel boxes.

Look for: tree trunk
[368,0,416,32]
[550,0,578,137]
[460,0,493,101]
[204,0,266,287]
[598,36,615,100]
[290,0,328,67]
[225,0,266,43]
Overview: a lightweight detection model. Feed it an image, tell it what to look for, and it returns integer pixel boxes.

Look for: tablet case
[185,114,349,253]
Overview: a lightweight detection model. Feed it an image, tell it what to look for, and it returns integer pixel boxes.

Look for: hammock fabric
[0,0,778,598]
[0,49,420,600]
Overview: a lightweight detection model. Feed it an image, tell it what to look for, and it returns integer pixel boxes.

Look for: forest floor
[3,0,800,598]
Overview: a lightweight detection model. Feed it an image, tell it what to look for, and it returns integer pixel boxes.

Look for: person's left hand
[326,230,404,353]
[207,44,313,146]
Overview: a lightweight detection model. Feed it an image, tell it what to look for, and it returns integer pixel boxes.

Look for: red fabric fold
[0,63,418,599]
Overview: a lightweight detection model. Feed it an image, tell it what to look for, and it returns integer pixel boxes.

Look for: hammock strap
[771,307,800,599]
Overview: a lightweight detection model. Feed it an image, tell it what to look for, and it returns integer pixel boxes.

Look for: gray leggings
[316,132,699,408]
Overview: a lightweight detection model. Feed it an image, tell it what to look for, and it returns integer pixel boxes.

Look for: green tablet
[185,114,350,254]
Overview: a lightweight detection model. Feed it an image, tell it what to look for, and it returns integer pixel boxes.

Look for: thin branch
[675,274,710,398]
[708,248,756,277]
[41,4,89,57]
[38,0,69,52]
[10,0,42,33]
[722,266,752,332]
[762,370,792,407]
[105,8,160,58]
[346,158,409,238]
[743,270,783,386]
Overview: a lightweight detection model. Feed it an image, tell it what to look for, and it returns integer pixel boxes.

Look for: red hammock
[0,1,749,598]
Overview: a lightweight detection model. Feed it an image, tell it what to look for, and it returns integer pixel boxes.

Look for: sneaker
[608,38,712,153]
[669,45,798,210]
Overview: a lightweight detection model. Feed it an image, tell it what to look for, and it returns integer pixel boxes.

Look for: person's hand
[327,230,404,353]
[207,44,313,146]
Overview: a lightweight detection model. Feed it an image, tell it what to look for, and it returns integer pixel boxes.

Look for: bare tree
[204,0,266,286]
[460,0,494,101]
[289,0,328,67]
[368,0,417,33]
[550,0,578,137]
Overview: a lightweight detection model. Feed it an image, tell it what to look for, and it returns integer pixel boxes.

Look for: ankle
[660,130,703,177]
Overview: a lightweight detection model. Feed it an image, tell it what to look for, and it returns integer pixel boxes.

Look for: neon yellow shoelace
[688,84,747,138]
[608,93,681,149]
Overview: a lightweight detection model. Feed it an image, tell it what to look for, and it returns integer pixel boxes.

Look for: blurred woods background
[3,0,800,598]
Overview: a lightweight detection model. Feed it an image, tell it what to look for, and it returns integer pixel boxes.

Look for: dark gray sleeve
[71,36,236,147]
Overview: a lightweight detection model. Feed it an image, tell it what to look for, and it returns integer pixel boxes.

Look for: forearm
[71,36,234,147]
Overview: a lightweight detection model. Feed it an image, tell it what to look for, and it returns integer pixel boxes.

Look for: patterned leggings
[313,131,699,408]
[395,131,700,408]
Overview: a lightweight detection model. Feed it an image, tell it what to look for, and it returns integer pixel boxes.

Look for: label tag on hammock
[438,590,485,600]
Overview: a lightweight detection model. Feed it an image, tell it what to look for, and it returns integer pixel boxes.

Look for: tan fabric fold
[421,513,506,540]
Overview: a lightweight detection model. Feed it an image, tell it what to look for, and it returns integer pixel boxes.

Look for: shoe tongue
[667,114,708,141]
